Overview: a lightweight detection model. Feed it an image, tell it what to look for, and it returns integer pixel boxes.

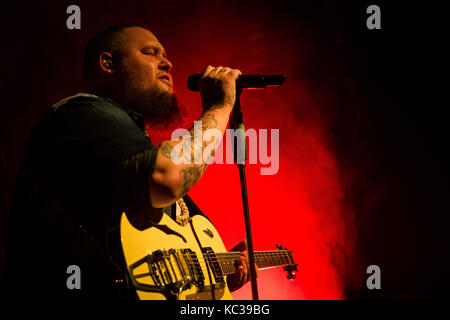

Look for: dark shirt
[2,94,202,299]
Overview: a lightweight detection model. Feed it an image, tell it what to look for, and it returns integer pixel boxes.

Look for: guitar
[120,212,298,300]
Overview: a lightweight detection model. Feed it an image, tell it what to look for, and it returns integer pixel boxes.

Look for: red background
[133,1,358,299]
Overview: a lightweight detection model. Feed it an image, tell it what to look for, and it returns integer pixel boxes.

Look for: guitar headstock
[276,244,298,281]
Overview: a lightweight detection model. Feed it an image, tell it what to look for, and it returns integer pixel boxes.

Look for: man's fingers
[209,66,223,75]
[228,68,242,80]
[202,65,229,77]
[200,64,243,110]
[242,252,258,281]
[230,252,259,290]
[240,258,248,284]
[238,265,244,284]
[241,254,250,282]
[201,65,214,78]
[218,67,231,74]
[201,65,241,80]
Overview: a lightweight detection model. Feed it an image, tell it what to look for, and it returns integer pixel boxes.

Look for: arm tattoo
[179,164,207,195]
[158,112,221,195]
[185,112,220,163]
[160,141,174,159]
[187,113,218,134]
[202,85,235,111]
[179,113,218,191]
[200,113,218,130]
[225,87,236,108]
[159,113,220,164]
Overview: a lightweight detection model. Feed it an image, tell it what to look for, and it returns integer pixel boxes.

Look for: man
[2,24,256,299]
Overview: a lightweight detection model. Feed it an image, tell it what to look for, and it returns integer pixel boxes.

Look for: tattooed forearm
[159,112,221,165]
[179,164,207,195]
[225,86,236,108]
[184,112,219,163]
[201,113,219,130]
[160,141,174,159]
[205,88,235,111]
[188,112,218,134]
[156,106,230,196]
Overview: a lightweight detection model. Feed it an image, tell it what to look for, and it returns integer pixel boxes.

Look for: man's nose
[159,56,172,72]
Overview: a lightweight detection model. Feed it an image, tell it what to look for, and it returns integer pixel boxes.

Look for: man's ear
[99,52,114,74]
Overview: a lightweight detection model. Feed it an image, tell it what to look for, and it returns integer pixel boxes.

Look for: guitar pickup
[202,247,225,285]
[127,248,201,298]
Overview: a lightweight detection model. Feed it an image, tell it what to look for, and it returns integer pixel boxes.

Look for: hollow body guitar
[120,212,296,300]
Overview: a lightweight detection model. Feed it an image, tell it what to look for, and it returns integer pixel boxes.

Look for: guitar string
[152,252,290,277]
[185,251,292,266]
[185,251,291,266]
[180,251,292,275]
[151,251,292,280]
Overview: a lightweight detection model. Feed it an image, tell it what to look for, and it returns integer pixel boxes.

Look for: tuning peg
[276,244,289,251]
[284,264,298,281]
[287,270,297,280]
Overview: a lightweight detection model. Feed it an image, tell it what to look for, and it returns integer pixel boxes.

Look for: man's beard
[121,80,186,131]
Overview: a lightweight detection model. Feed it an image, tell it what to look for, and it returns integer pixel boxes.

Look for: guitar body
[120,212,234,300]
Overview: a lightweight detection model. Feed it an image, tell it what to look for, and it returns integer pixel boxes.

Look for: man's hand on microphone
[150,66,242,206]
[199,65,242,112]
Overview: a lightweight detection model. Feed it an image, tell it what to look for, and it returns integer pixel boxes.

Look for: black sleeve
[51,96,153,163]
[29,95,157,223]
[119,147,159,213]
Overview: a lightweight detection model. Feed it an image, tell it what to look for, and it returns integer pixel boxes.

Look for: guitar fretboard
[213,250,293,275]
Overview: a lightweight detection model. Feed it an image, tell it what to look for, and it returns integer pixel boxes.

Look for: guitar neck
[214,250,294,276]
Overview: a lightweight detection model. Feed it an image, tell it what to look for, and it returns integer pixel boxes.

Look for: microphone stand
[229,87,259,300]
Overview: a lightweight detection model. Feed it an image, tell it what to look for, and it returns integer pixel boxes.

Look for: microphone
[187,74,286,91]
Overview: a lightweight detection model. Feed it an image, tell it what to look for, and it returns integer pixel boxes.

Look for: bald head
[82,24,148,86]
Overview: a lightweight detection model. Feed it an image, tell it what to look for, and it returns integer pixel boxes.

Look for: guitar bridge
[127,248,204,299]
